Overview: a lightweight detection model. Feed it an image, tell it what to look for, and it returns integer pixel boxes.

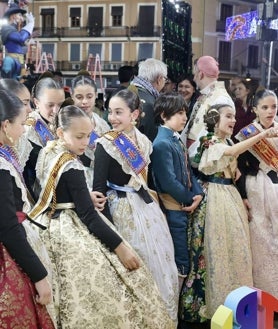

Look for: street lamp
[245,71,251,81]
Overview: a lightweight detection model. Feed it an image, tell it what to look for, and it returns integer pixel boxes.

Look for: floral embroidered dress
[94,129,179,322]
[236,121,278,298]
[29,140,176,329]
[198,136,253,318]
[179,196,207,323]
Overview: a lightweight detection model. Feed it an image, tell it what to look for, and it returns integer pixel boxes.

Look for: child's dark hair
[204,104,233,132]
[32,77,63,99]
[71,75,97,93]
[0,78,28,96]
[109,89,143,126]
[252,89,276,107]
[110,88,142,113]
[0,89,24,123]
[54,105,90,132]
[177,75,196,90]
[194,104,234,164]
[154,92,187,125]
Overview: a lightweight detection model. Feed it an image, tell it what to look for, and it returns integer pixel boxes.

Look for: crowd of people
[0,40,278,329]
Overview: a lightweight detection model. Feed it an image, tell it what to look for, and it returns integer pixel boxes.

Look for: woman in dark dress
[231,79,256,142]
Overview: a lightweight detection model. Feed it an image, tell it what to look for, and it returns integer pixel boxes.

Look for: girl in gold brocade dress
[196,103,278,318]
[29,104,176,329]
[93,89,179,323]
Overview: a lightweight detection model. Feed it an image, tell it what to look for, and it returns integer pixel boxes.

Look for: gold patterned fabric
[0,148,56,327]
[33,140,176,329]
[0,244,55,329]
[97,129,179,322]
[199,141,253,318]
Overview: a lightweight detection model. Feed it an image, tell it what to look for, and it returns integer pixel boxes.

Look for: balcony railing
[55,60,137,72]
[36,25,161,38]
[130,26,161,37]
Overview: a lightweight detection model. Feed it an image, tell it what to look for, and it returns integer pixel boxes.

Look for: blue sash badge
[88,131,100,150]
[241,124,258,138]
[35,120,55,146]
[114,133,146,174]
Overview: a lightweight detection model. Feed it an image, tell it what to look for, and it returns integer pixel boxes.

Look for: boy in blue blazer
[151,92,204,290]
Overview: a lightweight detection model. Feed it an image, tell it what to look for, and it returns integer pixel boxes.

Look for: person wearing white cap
[1,2,35,79]
[180,56,234,161]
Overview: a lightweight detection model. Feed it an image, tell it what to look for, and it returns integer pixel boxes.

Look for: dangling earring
[5,131,14,144]
[131,119,137,126]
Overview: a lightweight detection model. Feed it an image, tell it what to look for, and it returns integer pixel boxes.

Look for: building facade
[188,0,278,88]
[31,1,163,88]
[28,0,193,88]
[19,0,278,89]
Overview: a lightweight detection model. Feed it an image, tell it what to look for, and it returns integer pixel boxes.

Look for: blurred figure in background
[104,65,134,112]
[231,78,256,142]
[177,75,200,121]
[117,65,134,89]
[161,70,176,93]
[228,76,241,100]
[1,3,35,79]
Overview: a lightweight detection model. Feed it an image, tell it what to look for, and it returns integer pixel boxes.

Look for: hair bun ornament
[204,107,220,132]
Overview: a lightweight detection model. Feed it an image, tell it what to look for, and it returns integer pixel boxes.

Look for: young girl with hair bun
[195,103,278,318]
[93,89,179,322]
[236,89,278,299]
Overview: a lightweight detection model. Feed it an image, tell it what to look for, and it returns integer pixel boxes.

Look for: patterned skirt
[37,209,176,329]
[0,243,55,329]
[247,171,278,298]
[179,197,207,323]
[108,190,179,322]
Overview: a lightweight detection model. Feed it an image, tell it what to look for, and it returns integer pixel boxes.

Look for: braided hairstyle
[194,104,232,163]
